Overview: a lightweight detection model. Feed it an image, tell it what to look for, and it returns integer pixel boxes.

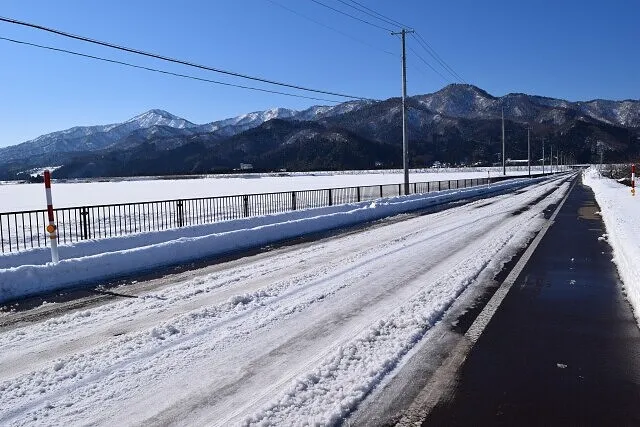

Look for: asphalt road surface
[424,177,640,426]
[0,176,572,426]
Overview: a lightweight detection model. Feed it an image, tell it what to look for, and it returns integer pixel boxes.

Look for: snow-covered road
[0,176,571,426]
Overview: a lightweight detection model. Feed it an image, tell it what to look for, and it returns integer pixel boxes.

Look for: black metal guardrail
[0,174,545,253]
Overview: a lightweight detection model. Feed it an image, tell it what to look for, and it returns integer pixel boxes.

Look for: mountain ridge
[2,84,639,179]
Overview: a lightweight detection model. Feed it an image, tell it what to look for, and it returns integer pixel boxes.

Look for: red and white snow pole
[44,170,59,263]
[632,164,636,197]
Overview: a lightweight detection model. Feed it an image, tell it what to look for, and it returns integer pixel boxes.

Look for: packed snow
[582,166,640,324]
[0,175,572,426]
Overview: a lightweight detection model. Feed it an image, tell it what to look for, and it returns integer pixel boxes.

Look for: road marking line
[396,173,578,427]
[466,174,576,342]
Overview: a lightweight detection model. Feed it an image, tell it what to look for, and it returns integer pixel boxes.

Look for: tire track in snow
[0,177,571,426]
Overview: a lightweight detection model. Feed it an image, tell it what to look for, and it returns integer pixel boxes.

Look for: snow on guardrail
[0,177,548,304]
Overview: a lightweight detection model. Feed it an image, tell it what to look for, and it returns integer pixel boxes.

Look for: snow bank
[0,177,545,304]
[583,167,640,323]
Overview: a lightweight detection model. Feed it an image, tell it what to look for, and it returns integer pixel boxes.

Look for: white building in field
[240,163,254,170]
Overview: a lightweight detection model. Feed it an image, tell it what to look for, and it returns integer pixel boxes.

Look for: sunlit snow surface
[0,175,571,426]
[1,167,545,211]
[0,177,544,302]
[583,167,640,324]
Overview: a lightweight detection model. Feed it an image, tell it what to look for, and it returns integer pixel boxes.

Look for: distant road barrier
[0,173,552,253]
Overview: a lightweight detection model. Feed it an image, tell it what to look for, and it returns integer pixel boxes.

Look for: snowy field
[1,168,557,254]
[583,167,640,325]
[0,175,572,425]
[0,177,549,302]
[1,167,551,212]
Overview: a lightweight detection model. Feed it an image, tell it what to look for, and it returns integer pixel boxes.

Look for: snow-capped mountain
[414,84,640,128]
[294,100,374,121]
[125,109,197,129]
[197,108,298,136]
[1,84,638,180]
[0,109,199,164]
[0,103,376,166]
[576,99,640,128]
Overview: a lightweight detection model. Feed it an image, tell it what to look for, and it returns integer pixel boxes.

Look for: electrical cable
[346,0,410,29]
[407,45,451,84]
[267,0,396,57]
[0,36,344,103]
[412,32,466,83]
[334,0,401,29]
[307,0,394,32]
[0,15,371,100]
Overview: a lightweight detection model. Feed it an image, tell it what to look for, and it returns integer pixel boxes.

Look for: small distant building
[240,163,254,170]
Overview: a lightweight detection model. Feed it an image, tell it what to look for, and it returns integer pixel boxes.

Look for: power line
[0,36,344,103]
[412,32,466,83]
[407,45,451,84]
[308,0,394,32]
[414,32,464,82]
[0,15,371,100]
[346,0,410,29]
[313,1,465,85]
[334,0,401,29]
[267,0,396,57]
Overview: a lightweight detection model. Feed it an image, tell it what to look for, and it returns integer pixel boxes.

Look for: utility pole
[391,28,414,195]
[527,127,531,177]
[542,139,545,174]
[502,107,506,175]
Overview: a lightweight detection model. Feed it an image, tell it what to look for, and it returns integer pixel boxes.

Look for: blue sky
[0,0,638,147]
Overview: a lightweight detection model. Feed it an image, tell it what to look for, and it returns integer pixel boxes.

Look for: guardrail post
[292,192,297,210]
[427,181,430,192]
[81,207,90,240]
[357,187,361,202]
[176,200,184,227]
[243,195,249,217]
[413,182,417,194]
[438,181,441,191]
[379,185,383,198]
[398,184,402,196]
[43,170,59,263]
[328,189,333,206]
